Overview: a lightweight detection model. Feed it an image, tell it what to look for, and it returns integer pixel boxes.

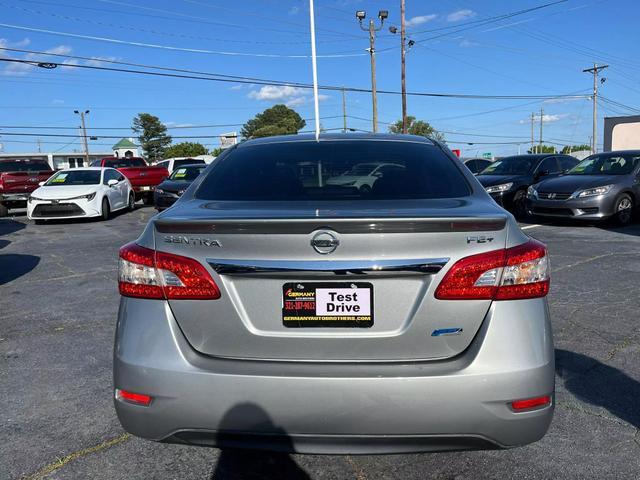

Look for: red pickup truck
[92,157,168,204]
[0,158,54,217]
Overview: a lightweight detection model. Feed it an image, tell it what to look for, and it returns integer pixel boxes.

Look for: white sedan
[27,167,134,222]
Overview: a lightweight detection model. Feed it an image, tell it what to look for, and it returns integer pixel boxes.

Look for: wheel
[0,203,8,217]
[511,189,528,219]
[359,184,372,195]
[101,197,111,221]
[614,194,633,225]
[143,194,154,206]
[127,193,135,211]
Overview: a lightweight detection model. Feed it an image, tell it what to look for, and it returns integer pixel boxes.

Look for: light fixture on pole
[357,10,387,133]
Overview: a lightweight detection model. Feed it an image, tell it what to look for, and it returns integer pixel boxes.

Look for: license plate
[282,282,373,328]
[140,186,151,191]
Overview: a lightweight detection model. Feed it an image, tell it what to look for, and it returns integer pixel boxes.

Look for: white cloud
[0,37,31,49]
[85,56,118,67]
[248,85,306,101]
[447,9,476,22]
[1,46,118,75]
[459,39,479,48]
[289,6,300,15]
[229,84,243,90]
[405,14,437,27]
[286,97,307,107]
[51,99,65,105]
[519,114,567,124]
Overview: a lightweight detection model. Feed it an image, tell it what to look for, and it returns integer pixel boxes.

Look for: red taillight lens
[115,388,152,406]
[435,239,549,301]
[511,395,551,411]
[118,242,220,300]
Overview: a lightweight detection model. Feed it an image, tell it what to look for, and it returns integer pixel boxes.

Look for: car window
[477,160,492,172]
[46,170,101,186]
[537,157,560,174]
[479,156,536,175]
[115,171,126,182]
[170,166,206,181]
[466,160,478,173]
[0,160,52,172]
[559,157,578,172]
[568,153,640,175]
[103,158,147,168]
[196,141,471,201]
[174,159,205,167]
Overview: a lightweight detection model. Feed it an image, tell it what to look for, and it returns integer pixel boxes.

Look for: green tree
[241,104,306,139]
[163,142,208,159]
[132,113,172,161]
[528,145,556,154]
[210,147,224,157]
[562,144,591,154]
[389,116,445,142]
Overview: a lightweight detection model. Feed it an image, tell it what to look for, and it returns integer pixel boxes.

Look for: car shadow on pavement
[555,349,640,429]
[0,218,26,237]
[210,403,310,480]
[0,253,40,285]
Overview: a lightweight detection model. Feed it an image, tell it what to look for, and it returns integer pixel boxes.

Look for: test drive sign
[282,282,373,328]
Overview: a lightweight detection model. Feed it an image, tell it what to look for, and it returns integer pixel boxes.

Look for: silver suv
[114,134,554,454]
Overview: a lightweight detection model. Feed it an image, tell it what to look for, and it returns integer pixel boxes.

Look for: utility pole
[36,138,42,153]
[539,107,544,152]
[400,0,407,133]
[583,63,608,154]
[342,87,347,133]
[357,10,388,134]
[530,112,535,153]
[74,109,90,164]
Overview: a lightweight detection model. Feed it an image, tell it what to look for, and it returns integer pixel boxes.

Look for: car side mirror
[373,171,383,178]
[38,181,45,186]
[107,179,118,187]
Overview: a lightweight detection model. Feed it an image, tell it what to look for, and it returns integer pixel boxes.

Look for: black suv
[477,154,578,217]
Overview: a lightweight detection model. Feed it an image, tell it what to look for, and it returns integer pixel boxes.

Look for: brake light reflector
[118,242,220,300]
[511,395,551,411]
[115,388,152,406]
[434,239,549,300]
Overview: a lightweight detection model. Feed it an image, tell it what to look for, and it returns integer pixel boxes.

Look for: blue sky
[0,0,639,157]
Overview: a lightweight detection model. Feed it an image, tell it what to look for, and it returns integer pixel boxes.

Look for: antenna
[309,0,320,141]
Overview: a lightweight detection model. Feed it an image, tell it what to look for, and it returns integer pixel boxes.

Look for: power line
[0,54,592,101]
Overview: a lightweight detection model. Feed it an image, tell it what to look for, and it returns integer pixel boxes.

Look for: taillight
[511,395,552,411]
[434,239,549,300]
[118,242,220,300]
[115,388,153,406]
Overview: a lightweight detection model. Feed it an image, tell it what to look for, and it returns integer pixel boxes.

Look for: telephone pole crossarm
[583,63,608,154]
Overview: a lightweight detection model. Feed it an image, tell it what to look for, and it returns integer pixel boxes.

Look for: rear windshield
[46,170,101,186]
[567,153,640,175]
[479,156,536,175]
[174,158,205,167]
[102,158,147,168]
[0,160,51,172]
[169,166,206,181]
[195,141,470,201]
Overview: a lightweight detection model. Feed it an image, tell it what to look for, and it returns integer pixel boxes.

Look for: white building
[112,138,141,158]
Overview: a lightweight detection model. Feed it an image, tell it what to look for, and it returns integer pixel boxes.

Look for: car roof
[56,167,110,172]
[173,163,206,169]
[598,149,640,155]
[237,133,437,148]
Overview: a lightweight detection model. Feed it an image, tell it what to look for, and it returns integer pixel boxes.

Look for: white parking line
[521,224,541,230]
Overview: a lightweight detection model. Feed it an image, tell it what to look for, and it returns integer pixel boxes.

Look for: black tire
[0,203,8,217]
[143,194,154,206]
[127,193,136,211]
[359,184,372,195]
[511,189,528,219]
[101,197,110,221]
[613,193,634,225]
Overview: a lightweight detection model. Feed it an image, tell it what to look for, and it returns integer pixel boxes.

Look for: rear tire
[614,194,633,225]
[511,189,528,219]
[127,193,135,211]
[101,197,110,221]
[0,203,8,217]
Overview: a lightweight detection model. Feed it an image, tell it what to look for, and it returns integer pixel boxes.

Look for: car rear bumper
[526,195,617,219]
[114,298,555,454]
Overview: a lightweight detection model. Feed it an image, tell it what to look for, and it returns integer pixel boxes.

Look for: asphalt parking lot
[1,207,639,480]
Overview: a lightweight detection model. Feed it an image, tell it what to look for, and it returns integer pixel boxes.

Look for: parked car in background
[114,134,554,454]
[325,162,405,193]
[527,150,640,225]
[0,158,53,217]
[154,163,207,211]
[28,167,134,222]
[155,157,207,174]
[477,153,578,217]
[463,158,493,175]
[91,157,168,205]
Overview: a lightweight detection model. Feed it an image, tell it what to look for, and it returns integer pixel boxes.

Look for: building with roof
[113,138,140,158]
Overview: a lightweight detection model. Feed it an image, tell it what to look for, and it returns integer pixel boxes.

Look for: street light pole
[400,0,407,134]
[74,109,90,165]
[583,63,608,154]
[357,10,387,134]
